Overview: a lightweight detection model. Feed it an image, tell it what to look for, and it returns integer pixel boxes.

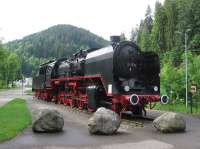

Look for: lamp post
[176,29,191,109]
[22,75,24,96]
[184,31,188,109]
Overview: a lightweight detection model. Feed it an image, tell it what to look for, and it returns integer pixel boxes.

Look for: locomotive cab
[32,60,55,90]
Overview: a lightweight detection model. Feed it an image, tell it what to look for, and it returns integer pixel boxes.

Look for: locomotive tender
[32,36,168,116]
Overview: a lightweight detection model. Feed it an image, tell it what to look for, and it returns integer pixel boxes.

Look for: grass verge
[155,102,200,113]
[0,98,32,142]
[0,87,20,92]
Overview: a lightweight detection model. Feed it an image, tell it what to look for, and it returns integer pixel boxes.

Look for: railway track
[35,98,154,128]
[122,119,144,127]
[62,105,154,128]
[121,113,154,128]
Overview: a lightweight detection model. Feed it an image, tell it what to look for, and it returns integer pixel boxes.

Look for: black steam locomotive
[32,36,168,116]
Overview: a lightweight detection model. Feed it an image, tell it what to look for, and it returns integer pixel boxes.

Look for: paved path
[0,88,25,106]
[0,89,200,149]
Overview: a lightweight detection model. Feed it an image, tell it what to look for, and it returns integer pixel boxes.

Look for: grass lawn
[25,89,33,95]
[155,102,200,114]
[0,98,32,142]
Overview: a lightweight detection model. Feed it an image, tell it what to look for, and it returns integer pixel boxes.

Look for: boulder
[88,107,121,135]
[153,112,186,133]
[32,109,64,132]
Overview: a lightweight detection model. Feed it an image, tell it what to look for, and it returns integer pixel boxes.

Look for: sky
[0,0,164,42]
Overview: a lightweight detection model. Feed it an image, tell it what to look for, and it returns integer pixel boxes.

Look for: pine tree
[164,0,178,50]
[130,27,139,43]
[151,2,167,53]
[120,32,126,41]
[139,5,153,51]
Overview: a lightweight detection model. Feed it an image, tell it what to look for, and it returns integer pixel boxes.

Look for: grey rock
[88,107,121,135]
[32,109,64,132]
[153,112,186,133]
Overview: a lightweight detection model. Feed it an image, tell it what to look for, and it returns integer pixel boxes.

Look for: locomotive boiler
[32,36,169,116]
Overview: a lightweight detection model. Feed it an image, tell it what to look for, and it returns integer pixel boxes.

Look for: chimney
[110,36,120,43]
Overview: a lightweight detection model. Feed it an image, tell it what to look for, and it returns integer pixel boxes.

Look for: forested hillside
[131,0,200,105]
[6,24,109,76]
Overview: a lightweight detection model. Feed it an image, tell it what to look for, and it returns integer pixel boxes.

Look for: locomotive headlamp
[130,94,139,105]
[88,85,96,89]
[124,85,130,92]
[154,86,158,92]
[161,95,169,104]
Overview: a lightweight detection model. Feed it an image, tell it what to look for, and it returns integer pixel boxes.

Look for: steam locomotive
[32,36,168,116]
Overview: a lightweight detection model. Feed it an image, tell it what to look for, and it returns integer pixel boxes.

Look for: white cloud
[0,0,164,42]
